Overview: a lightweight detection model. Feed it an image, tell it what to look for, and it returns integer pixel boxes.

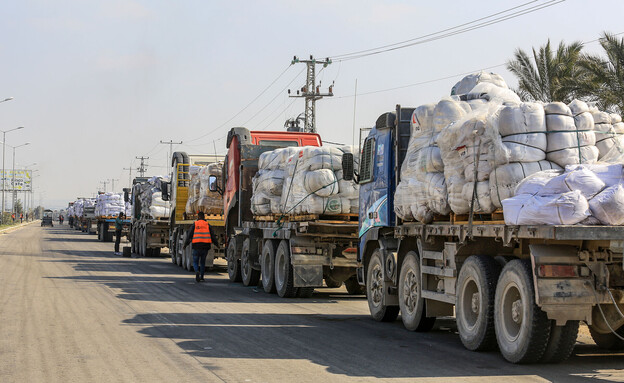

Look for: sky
[1,0,623,209]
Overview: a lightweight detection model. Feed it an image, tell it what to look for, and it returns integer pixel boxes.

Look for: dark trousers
[192,248,209,277]
[114,230,122,253]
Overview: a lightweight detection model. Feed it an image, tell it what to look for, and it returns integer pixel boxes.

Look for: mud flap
[293,265,323,287]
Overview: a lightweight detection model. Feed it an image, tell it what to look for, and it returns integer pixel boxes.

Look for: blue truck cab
[356,105,413,286]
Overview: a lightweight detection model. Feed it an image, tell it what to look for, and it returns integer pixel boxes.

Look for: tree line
[507,32,624,113]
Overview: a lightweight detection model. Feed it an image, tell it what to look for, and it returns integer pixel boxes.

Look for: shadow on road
[120,312,622,381]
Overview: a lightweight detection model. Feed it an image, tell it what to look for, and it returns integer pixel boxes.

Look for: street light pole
[10,142,30,215]
[1,126,24,223]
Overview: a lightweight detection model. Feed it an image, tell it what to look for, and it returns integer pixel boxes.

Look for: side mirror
[208,175,219,193]
[161,181,171,201]
[342,153,354,181]
[122,188,130,203]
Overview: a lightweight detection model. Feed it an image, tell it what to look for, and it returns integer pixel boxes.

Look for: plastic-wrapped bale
[465,82,521,105]
[489,161,561,208]
[197,162,224,215]
[495,102,547,162]
[136,176,171,219]
[502,190,590,225]
[451,72,509,96]
[539,166,606,199]
[394,100,471,222]
[280,146,359,215]
[251,147,300,215]
[545,101,598,167]
[95,192,125,217]
[437,104,509,215]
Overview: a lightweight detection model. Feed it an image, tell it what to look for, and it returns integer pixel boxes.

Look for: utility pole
[136,156,149,177]
[109,178,119,193]
[100,180,110,193]
[123,166,135,188]
[160,140,182,169]
[288,55,333,133]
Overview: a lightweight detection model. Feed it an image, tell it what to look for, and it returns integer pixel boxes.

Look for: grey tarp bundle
[185,162,223,215]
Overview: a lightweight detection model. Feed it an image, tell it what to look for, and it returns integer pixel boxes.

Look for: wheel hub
[511,299,523,324]
[370,265,383,305]
[402,270,418,312]
[471,292,480,314]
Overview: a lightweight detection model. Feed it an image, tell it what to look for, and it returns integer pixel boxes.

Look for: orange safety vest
[192,220,212,244]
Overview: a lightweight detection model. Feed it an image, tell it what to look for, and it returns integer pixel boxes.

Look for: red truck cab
[224,127,322,239]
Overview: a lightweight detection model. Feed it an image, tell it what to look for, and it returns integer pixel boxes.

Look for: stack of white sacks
[395,71,624,225]
[94,193,125,217]
[72,198,95,217]
[185,162,223,215]
[135,176,170,219]
[251,146,359,216]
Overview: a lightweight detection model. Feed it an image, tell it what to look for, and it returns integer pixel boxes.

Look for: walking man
[114,212,125,255]
[183,212,216,282]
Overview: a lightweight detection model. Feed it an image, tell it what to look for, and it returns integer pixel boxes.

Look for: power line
[329,0,566,62]
[185,64,293,143]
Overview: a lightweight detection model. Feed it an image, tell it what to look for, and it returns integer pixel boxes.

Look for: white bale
[546,114,576,131]
[432,98,471,132]
[461,181,495,213]
[502,191,590,225]
[546,131,596,152]
[568,99,589,115]
[539,167,606,199]
[410,104,436,136]
[589,184,624,225]
[451,72,508,95]
[489,161,561,207]
[304,169,339,197]
[544,102,572,116]
[515,169,563,195]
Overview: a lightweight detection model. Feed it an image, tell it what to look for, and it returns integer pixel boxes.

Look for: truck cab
[356,106,413,284]
[223,127,322,281]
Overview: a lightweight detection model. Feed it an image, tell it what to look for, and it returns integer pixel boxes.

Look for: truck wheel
[261,240,277,293]
[226,239,242,282]
[367,249,399,322]
[456,255,501,351]
[324,276,342,288]
[97,223,102,241]
[170,231,178,264]
[185,245,194,271]
[344,276,365,295]
[139,228,146,257]
[241,238,260,287]
[494,259,551,363]
[275,240,297,298]
[398,251,435,331]
[130,227,136,254]
[540,320,579,363]
[589,325,624,350]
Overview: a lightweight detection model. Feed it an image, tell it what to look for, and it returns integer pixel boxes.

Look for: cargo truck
[163,153,226,271]
[213,127,362,298]
[127,177,170,257]
[341,105,624,363]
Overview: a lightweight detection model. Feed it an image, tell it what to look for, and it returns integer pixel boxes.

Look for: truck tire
[275,240,297,298]
[398,251,435,331]
[185,245,194,271]
[261,240,277,293]
[130,227,136,255]
[226,239,242,282]
[324,276,342,288]
[540,320,579,363]
[344,276,365,295]
[456,255,501,351]
[589,325,624,350]
[494,259,551,363]
[367,249,399,322]
[139,227,146,257]
[170,230,178,264]
[241,238,260,287]
[97,223,103,241]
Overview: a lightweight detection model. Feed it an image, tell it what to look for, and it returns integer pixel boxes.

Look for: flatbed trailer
[231,214,362,297]
[130,218,169,257]
[95,216,131,242]
[350,104,624,364]
[170,214,225,271]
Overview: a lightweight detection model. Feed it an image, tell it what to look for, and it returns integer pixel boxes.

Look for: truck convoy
[166,153,226,271]
[68,198,96,233]
[341,73,624,364]
[216,128,362,297]
[128,176,170,256]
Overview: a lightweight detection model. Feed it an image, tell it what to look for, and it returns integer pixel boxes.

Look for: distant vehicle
[41,210,54,227]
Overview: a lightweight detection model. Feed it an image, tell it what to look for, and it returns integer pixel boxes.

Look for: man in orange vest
[183,212,216,282]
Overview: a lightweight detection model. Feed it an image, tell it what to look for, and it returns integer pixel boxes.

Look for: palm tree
[507,39,584,103]
[578,32,624,113]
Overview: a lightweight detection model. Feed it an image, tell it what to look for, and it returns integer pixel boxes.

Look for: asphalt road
[1,224,623,383]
